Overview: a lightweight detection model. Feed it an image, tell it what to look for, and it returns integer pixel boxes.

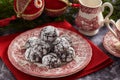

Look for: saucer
[103,31,120,57]
[8,27,92,78]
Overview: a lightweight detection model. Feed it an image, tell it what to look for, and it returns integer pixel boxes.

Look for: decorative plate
[103,31,120,57]
[8,27,92,78]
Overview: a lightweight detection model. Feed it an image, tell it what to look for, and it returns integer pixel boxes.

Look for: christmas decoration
[44,0,80,17]
[0,0,120,35]
[45,0,67,17]
[14,0,45,20]
[0,0,78,33]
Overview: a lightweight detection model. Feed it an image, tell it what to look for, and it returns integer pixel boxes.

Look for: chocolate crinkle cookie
[32,40,51,57]
[53,37,75,63]
[53,37,71,54]
[39,25,59,43]
[42,53,61,68]
[24,25,75,68]
[24,38,51,63]
[64,47,75,62]
[61,34,72,44]
[24,47,41,62]
[24,37,40,49]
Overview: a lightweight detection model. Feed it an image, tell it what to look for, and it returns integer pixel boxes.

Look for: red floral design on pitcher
[75,15,99,31]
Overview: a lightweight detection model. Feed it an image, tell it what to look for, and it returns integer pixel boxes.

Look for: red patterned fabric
[0,20,113,80]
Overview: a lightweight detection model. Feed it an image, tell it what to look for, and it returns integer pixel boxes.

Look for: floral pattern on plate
[8,27,92,78]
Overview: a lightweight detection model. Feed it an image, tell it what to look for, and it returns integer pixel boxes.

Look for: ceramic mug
[75,0,113,36]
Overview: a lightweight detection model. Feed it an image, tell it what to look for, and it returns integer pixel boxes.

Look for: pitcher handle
[102,2,113,20]
[105,19,117,38]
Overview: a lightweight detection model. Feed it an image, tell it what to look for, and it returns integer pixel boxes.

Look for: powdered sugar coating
[65,47,75,62]
[61,34,72,44]
[24,37,40,49]
[40,26,59,43]
[33,40,50,55]
[24,39,51,62]
[42,53,61,68]
[24,47,41,62]
[53,37,71,54]
[53,37,74,63]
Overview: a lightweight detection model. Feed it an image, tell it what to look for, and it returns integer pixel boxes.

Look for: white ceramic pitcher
[75,0,113,36]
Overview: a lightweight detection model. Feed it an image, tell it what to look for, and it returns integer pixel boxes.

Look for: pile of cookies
[24,26,75,68]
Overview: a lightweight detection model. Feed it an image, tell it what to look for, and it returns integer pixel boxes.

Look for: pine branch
[0,0,15,18]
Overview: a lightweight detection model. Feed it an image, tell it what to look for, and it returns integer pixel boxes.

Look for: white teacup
[106,19,120,50]
[106,19,120,40]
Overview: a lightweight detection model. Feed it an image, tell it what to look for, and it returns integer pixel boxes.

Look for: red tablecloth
[0,20,113,80]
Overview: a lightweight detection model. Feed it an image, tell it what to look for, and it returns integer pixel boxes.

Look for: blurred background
[0,0,119,35]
